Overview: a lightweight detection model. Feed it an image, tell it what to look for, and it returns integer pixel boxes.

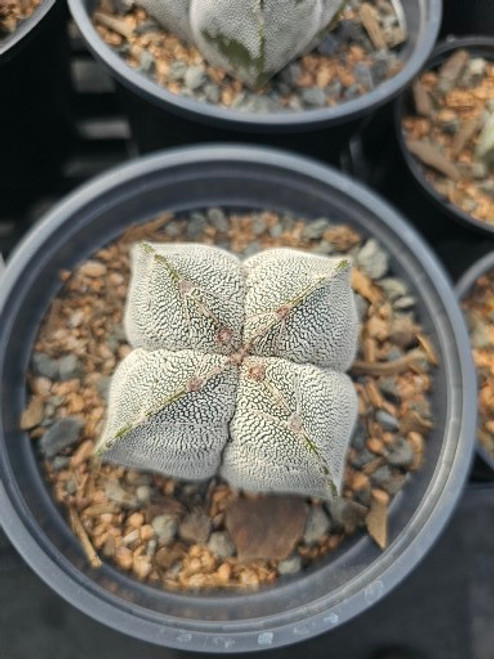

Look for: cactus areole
[96,243,359,499]
[134,0,347,87]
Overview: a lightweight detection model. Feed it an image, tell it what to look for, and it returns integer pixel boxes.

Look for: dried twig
[69,506,102,569]
[351,349,426,376]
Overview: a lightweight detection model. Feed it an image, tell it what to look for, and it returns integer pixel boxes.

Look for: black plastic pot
[456,251,494,476]
[0,146,475,653]
[395,36,494,240]
[441,0,494,38]
[0,0,75,216]
[68,0,442,162]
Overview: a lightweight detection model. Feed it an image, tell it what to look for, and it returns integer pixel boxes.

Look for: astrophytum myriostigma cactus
[96,241,359,499]
[135,0,346,87]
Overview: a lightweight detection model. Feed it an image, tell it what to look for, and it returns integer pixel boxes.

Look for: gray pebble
[357,239,389,280]
[97,376,112,402]
[353,63,374,90]
[278,555,302,575]
[242,241,261,257]
[344,83,362,101]
[32,353,59,380]
[380,473,408,496]
[326,499,366,534]
[44,403,56,418]
[204,83,221,104]
[65,480,77,495]
[48,395,64,407]
[280,63,302,86]
[269,224,284,238]
[134,18,161,35]
[303,218,330,240]
[351,448,375,469]
[152,515,177,545]
[207,207,229,232]
[136,485,151,503]
[51,456,70,471]
[351,429,366,451]
[388,437,414,468]
[303,506,331,544]
[326,79,343,100]
[355,294,369,321]
[310,240,335,255]
[186,213,207,239]
[386,347,404,361]
[317,32,339,56]
[376,410,399,431]
[184,66,206,91]
[58,354,82,381]
[41,417,84,458]
[393,296,417,310]
[138,51,155,75]
[251,214,267,236]
[179,511,211,544]
[168,61,187,81]
[479,180,494,199]
[207,531,235,559]
[379,277,408,301]
[302,87,327,108]
[371,465,392,486]
[379,377,400,403]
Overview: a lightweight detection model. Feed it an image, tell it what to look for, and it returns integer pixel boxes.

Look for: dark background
[1,3,494,658]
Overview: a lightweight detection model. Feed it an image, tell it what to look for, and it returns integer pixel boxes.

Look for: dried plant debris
[22,209,436,591]
[462,270,494,460]
[0,0,40,38]
[92,0,406,114]
[403,49,494,225]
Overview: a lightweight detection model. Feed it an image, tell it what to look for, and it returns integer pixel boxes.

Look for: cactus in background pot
[96,242,359,499]
[135,0,347,87]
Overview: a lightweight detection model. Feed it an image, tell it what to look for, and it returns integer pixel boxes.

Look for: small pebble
[207,531,235,559]
[184,66,206,91]
[278,555,302,575]
[376,410,399,431]
[207,207,229,233]
[41,417,84,458]
[357,239,389,279]
[302,87,327,108]
[151,514,177,545]
[58,354,82,381]
[32,353,59,380]
[303,218,330,240]
[388,437,414,468]
[303,506,331,544]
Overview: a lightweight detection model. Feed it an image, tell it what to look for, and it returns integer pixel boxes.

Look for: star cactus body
[135,0,346,88]
[96,241,359,499]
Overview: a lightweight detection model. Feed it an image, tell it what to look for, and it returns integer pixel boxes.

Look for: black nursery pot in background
[456,251,494,479]
[341,36,494,262]
[68,0,442,163]
[0,146,476,652]
[441,0,494,37]
[0,0,75,217]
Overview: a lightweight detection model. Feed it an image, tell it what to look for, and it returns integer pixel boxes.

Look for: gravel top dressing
[21,210,436,591]
[462,269,494,461]
[92,0,407,114]
[0,0,40,39]
[403,48,494,226]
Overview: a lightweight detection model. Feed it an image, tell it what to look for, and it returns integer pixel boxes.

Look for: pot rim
[0,0,56,59]
[456,250,494,471]
[0,145,476,653]
[394,35,494,239]
[67,0,442,133]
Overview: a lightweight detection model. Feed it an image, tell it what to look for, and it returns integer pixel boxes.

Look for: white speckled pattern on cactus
[124,242,245,354]
[96,348,238,479]
[221,357,358,498]
[243,248,358,370]
[134,0,344,87]
[100,241,358,499]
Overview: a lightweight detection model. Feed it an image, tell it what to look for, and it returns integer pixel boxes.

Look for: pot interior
[0,151,472,646]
